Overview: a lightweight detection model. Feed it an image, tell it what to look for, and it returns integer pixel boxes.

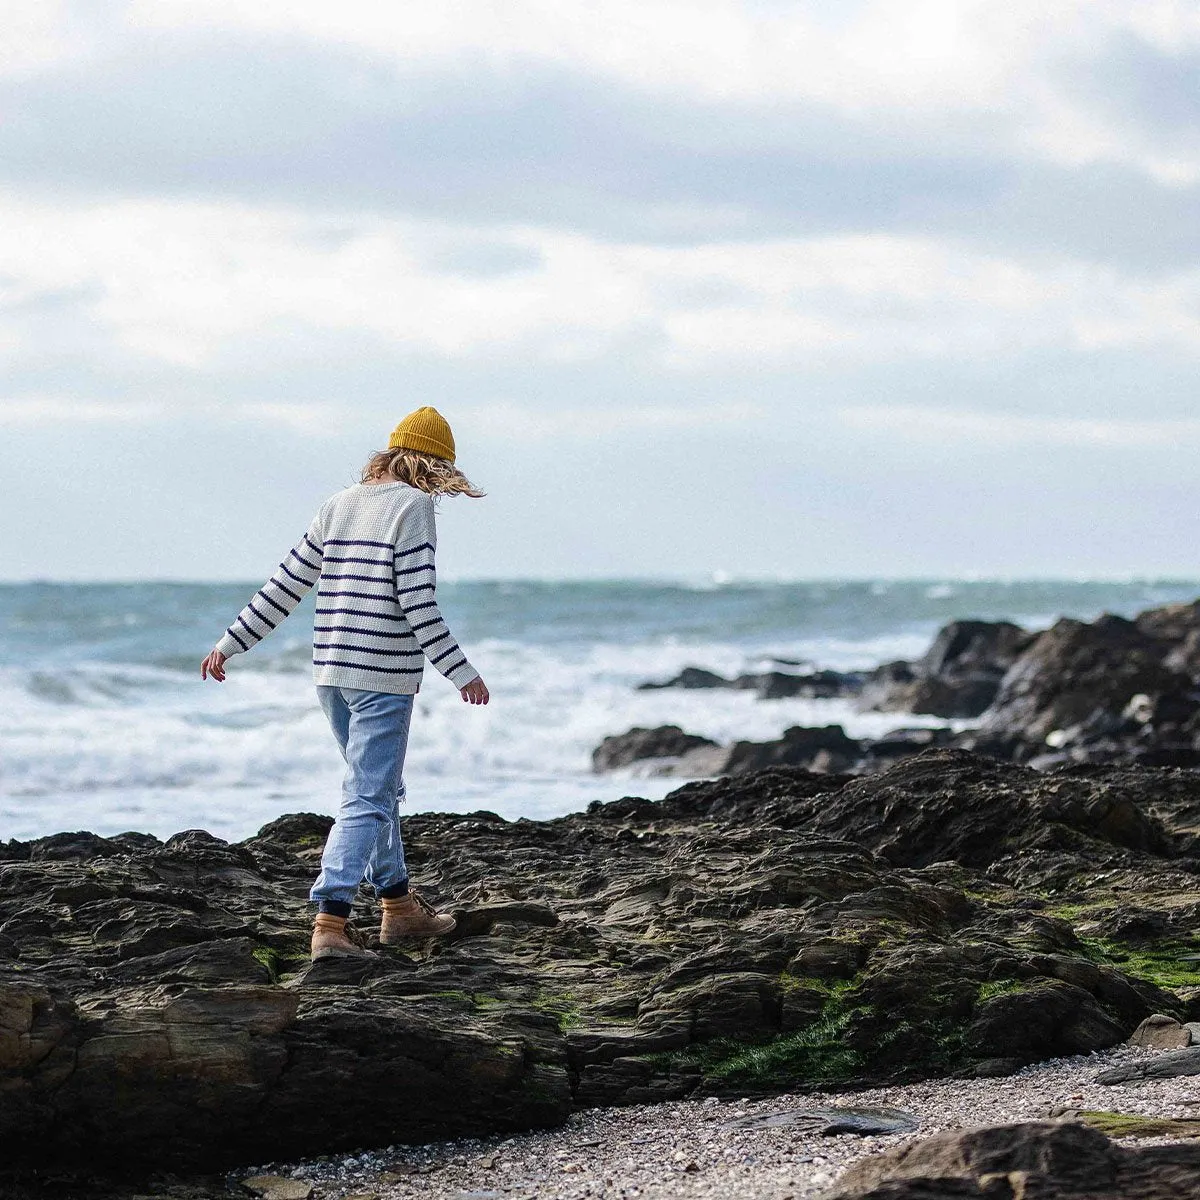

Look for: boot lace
[410,890,440,917]
[343,921,370,949]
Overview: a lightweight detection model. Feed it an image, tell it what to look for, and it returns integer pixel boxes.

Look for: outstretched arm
[393,494,485,699]
[202,513,324,680]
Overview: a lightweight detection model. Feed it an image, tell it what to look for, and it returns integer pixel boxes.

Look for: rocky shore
[6,750,1200,1194]
[596,600,1200,779]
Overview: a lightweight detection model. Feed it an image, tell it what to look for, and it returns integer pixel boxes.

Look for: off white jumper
[214,482,478,695]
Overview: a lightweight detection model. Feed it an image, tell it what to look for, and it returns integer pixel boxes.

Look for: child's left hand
[200,649,227,682]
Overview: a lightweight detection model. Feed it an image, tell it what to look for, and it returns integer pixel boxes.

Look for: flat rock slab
[723,1104,919,1136]
[241,1176,313,1200]
[1096,1046,1200,1083]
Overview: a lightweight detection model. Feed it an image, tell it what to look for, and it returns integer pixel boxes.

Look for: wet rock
[861,621,1032,719]
[1096,1045,1200,1083]
[591,725,718,771]
[594,725,864,778]
[1,752,1197,1177]
[1127,1013,1191,1050]
[824,1120,1200,1199]
[723,1104,919,1135]
[747,669,864,701]
[636,667,733,691]
[980,614,1198,750]
[636,665,864,700]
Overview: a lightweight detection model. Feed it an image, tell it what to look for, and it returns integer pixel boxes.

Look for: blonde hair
[360,448,485,498]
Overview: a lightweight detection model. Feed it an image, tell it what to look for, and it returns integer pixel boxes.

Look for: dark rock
[591,725,718,771]
[825,1120,1200,1198]
[861,622,1032,719]
[742,669,864,701]
[980,614,1197,747]
[636,665,863,700]
[1,753,1197,1177]
[1096,1045,1200,1083]
[722,1104,919,1135]
[714,725,864,775]
[28,831,125,861]
[636,667,733,691]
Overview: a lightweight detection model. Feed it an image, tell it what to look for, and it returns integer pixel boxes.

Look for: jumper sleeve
[214,512,324,659]
[392,494,479,689]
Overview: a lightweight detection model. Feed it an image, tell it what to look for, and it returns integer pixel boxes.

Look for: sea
[2,579,1197,843]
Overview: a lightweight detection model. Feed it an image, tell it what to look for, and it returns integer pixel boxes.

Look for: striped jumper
[214,481,478,695]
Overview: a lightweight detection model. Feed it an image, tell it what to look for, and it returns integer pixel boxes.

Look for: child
[201,407,488,961]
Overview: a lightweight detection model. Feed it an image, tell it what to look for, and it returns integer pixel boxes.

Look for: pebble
[236,1046,1200,1200]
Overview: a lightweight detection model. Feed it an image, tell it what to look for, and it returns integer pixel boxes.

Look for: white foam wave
[0,631,939,842]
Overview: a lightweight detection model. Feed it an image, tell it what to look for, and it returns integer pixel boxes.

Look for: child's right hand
[460,675,489,705]
[200,649,227,682]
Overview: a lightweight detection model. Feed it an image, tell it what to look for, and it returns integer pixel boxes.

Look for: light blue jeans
[309,686,413,917]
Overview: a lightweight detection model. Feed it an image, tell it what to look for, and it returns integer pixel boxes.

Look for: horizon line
[3,574,1200,588]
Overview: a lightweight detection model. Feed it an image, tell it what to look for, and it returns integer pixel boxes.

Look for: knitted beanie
[388,407,455,462]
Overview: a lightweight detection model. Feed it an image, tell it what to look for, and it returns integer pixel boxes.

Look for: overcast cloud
[3,1,1199,580]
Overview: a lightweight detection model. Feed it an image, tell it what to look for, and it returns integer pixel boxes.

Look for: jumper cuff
[446,659,481,689]
[214,631,247,659]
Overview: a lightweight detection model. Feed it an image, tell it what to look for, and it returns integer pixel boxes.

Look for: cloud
[3,191,1200,390]
[838,405,1200,448]
[0,397,166,424]
[455,400,766,440]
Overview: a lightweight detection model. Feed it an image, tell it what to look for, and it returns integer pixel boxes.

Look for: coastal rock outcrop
[978,614,1200,756]
[861,620,1033,719]
[637,666,864,701]
[2,752,1198,1175]
[591,725,718,771]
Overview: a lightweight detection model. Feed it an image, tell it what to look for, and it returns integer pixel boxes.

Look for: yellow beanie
[387,406,455,462]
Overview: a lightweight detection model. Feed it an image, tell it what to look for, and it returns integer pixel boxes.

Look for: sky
[2,1,1200,582]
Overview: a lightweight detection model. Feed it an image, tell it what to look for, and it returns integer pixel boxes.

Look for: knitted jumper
[214,482,478,695]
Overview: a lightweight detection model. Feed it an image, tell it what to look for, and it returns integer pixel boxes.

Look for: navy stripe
[258,589,289,616]
[270,576,302,603]
[323,554,392,567]
[420,630,452,651]
[279,562,311,588]
[394,542,434,559]
[226,626,249,652]
[441,658,468,677]
[325,538,393,549]
[304,534,323,557]
[247,600,277,630]
[404,600,436,615]
[314,642,423,658]
[410,616,442,634]
[317,588,396,602]
[321,571,392,583]
[314,624,420,640]
[396,582,434,597]
[237,615,263,643]
[429,644,459,665]
[313,658,422,675]
[315,606,405,622]
[289,548,321,573]
[395,562,435,578]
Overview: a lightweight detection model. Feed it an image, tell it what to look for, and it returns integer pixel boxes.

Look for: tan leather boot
[311,913,378,961]
[380,891,456,942]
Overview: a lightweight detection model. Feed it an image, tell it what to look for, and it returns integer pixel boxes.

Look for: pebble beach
[238,1046,1200,1200]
